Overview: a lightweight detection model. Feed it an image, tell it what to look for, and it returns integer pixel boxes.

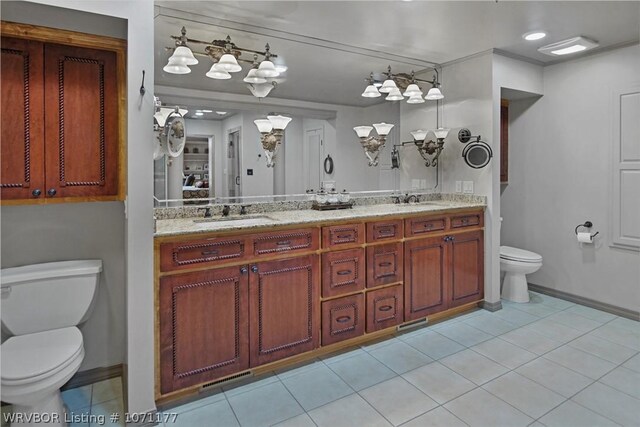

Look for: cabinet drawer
[160,237,247,272]
[450,212,483,229]
[405,216,447,237]
[321,294,365,346]
[322,248,365,298]
[366,285,404,333]
[367,243,403,288]
[322,223,364,248]
[366,219,403,242]
[252,228,319,257]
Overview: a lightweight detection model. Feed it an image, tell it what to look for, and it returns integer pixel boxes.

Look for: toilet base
[501,272,530,303]
[12,391,66,426]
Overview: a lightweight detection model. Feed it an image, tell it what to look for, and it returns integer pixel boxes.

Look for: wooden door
[500,99,509,183]
[367,242,403,288]
[159,265,249,394]
[404,236,449,321]
[0,37,45,200]
[43,43,119,199]
[249,255,319,366]
[449,230,484,308]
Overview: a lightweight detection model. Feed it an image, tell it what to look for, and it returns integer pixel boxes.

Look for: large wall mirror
[153,4,444,205]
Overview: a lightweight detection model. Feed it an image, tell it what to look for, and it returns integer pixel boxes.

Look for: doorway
[227,128,241,201]
[304,127,324,192]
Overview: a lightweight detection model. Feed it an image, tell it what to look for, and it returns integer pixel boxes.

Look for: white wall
[501,45,640,311]
[184,119,222,197]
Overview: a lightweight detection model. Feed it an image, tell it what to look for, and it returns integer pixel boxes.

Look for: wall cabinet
[0,27,123,203]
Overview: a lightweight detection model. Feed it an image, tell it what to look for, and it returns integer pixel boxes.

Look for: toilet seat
[500,246,542,263]
[1,327,83,386]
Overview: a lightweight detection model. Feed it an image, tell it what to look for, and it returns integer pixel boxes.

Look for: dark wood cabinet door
[0,37,45,200]
[43,43,119,198]
[449,230,484,308]
[321,294,365,346]
[249,255,319,366]
[366,284,403,333]
[321,248,365,298]
[159,265,249,394]
[501,99,509,183]
[404,236,449,321]
[367,242,403,288]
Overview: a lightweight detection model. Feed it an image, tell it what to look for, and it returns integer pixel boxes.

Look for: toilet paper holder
[575,221,599,239]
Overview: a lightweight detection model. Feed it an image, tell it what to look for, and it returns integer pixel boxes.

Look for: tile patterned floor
[43,292,640,426]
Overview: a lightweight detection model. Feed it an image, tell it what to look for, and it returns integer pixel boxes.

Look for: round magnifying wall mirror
[462,141,493,169]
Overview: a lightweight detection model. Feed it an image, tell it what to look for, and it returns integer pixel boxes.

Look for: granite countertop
[155,199,486,237]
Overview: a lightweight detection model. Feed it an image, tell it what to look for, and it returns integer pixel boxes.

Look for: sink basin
[193,215,275,226]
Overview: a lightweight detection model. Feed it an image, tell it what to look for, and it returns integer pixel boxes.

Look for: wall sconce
[353,123,394,166]
[254,115,292,167]
[400,128,450,167]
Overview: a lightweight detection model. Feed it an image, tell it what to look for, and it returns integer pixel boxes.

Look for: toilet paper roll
[577,232,593,243]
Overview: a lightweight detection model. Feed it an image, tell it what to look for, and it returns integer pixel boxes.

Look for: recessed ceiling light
[216,111,227,115]
[538,36,599,56]
[194,112,204,116]
[201,109,213,113]
[523,31,546,41]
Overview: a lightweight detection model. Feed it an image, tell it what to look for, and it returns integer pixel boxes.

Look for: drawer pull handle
[336,234,352,239]
[337,269,352,276]
[462,218,469,224]
[201,250,219,256]
[336,316,351,323]
[379,305,393,312]
[276,240,291,246]
[378,227,392,234]
[423,223,433,228]
[378,262,392,267]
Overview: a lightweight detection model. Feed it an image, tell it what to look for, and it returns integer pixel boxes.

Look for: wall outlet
[463,180,474,194]
[322,180,335,190]
[411,179,420,190]
[455,181,462,193]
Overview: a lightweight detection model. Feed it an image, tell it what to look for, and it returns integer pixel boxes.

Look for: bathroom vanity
[154,199,485,402]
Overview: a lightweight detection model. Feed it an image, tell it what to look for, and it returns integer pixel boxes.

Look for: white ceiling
[155,1,640,106]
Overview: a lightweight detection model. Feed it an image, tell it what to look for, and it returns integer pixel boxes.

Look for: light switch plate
[455,181,462,193]
[463,181,474,194]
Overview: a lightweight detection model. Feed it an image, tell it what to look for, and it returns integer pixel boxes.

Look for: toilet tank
[1,260,102,336]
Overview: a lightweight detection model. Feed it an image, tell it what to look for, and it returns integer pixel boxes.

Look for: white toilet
[500,246,542,303]
[1,260,102,426]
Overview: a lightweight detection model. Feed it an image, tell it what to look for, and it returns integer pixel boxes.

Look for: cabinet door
[0,37,45,200]
[366,242,403,288]
[44,43,119,198]
[449,230,484,308]
[404,236,449,321]
[249,255,319,366]
[159,266,249,394]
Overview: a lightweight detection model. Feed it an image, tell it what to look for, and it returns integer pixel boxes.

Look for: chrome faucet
[198,207,212,218]
[404,194,419,204]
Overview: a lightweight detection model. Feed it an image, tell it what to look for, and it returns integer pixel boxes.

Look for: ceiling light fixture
[363,66,444,104]
[215,111,227,115]
[253,114,292,167]
[201,109,213,113]
[353,122,394,166]
[538,36,599,56]
[164,26,285,98]
[523,31,546,41]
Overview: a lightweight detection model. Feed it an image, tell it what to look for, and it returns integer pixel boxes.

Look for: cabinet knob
[32,189,42,197]
[251,265,258,273]
[47,188,57,197]
[240,266,248,274]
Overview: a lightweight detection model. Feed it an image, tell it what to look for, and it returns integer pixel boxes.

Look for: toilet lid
[500,246,542,263]
[1,327,83,382]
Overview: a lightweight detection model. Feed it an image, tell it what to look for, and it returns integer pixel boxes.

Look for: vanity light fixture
[164,26,285,98]
[353,122,394,167]
[362,66,444,103]
[254,115,292,167]
[538,36,599,56]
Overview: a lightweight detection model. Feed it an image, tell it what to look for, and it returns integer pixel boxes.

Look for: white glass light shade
[163,59,191,74]
[216,54,242,72]
[373,122,394,136]
[169,46,199,66]
[362,85,381,98]
[205,64,232,79]
[433,128,450,139]
[243,68,267,84]
[353,126,373,138]
[425,86,444,100]
[247,83,275,98]
[256,60,280,78]
[254,119,273,133]
[267,115,292,130]
[379,79,398,93]
[385,88,404,101]
[410,129,428,141]
[403,84,422,97]
[154,107,189,127]
[407,95,425,104]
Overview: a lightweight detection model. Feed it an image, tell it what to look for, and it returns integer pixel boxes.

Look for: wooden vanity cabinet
[0,25,124,204]
[449,230,484,307]
[159,265,250,394]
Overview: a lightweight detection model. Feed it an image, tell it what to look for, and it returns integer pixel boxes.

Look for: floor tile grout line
[222,388,244,427]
